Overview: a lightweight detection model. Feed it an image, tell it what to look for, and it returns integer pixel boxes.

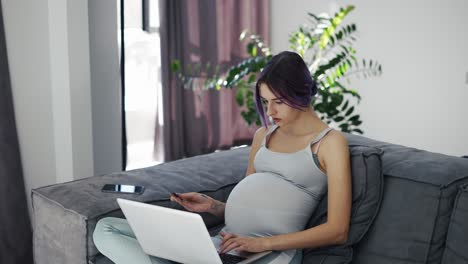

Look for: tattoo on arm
[209,200,226,219]
[199,194,225,218]
[210,202,224,210]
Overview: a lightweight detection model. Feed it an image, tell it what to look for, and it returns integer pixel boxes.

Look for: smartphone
[101,184,145,195]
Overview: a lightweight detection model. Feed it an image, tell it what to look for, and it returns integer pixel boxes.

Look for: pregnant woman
[93,51,352,264]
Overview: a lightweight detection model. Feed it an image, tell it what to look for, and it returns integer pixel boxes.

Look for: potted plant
[172,5,382,134]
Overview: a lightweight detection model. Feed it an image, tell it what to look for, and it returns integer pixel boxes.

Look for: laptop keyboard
[219,253,247,264]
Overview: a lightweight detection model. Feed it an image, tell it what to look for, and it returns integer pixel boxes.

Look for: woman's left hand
[219,232,270,254]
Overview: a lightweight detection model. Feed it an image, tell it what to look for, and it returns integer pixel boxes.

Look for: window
[118,0,163,170]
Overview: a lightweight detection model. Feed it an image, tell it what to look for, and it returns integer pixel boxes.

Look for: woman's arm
[265,132,352,250]
[245,126,268,176]
[207,199,226,219]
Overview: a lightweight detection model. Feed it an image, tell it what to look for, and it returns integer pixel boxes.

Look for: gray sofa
[32,133,468,264]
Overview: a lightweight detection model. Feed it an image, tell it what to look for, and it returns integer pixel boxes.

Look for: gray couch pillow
[441,184,468,264]
[346,134,468,264]
[302,143,384,264]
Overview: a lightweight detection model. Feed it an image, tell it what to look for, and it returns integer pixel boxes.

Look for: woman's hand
[219,232,270,254]
[169,192,217,214]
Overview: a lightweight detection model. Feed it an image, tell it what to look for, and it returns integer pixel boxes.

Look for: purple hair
[255,51,318,128]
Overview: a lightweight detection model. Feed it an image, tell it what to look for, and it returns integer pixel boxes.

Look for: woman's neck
[278,110,327,137]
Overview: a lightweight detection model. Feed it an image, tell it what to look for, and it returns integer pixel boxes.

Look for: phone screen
[101,184,145,195]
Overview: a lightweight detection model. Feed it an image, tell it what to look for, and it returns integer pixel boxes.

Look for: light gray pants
[93,217,303,264]
[93,217,174,264]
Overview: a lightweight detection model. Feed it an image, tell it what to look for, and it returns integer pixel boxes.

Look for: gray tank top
[217,124,333,263]
[255,124,331,199]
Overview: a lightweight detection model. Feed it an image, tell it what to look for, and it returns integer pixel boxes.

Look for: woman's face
[259,83,303,126]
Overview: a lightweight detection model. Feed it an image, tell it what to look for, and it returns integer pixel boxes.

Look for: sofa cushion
[347,133,468,264]
[442,183,468,264]
[302,141,384,264]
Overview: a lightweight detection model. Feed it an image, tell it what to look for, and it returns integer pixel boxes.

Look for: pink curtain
[157,0,270,161]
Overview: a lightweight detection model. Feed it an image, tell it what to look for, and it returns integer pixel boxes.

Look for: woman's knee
[93,217,120,248]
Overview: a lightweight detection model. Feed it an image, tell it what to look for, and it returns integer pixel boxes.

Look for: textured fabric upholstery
[441,184,468,264]
[347,134,468,264]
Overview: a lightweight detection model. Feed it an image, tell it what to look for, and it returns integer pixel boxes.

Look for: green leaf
[340,45,349,53]
[334,116,345,122]
[351,119,362,126]
[326,75,333,86]
[171,60,181,72]
[345,106,354,116]
[247,42,255,57]
[341,100,349,111]
[339,123,349,130]
[348,114,359,122]
[307,12,322,21]
[314,52,346,78]
[236,88,245,106]
[319,5,355,49]
[248,74,257,84]
[314,102,325,112]
[352,128,363,134]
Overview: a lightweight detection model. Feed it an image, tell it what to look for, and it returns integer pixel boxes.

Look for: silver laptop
[117,198,272,264]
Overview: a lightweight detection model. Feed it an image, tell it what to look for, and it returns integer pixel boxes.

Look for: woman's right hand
[170,192,216,214]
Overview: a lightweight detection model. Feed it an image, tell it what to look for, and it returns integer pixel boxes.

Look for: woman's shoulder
[254,125,275,137]
[255,126,268,135]
[251,125,278,147]
[251,126,269,146]
[324,128,348,143]
[320,129,349,154]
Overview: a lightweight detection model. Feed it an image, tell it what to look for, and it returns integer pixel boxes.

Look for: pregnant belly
[224,172,318,237]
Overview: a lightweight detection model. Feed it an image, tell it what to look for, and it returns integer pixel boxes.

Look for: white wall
[271,0,468,157]
[2,0,121,216]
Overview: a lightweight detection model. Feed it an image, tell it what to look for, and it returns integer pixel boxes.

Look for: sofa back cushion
[441,184,468,264]
[346,134,468,264]
[302,142,384,264]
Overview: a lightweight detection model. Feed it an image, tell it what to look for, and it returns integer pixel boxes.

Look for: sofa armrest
[32,147,250,264]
